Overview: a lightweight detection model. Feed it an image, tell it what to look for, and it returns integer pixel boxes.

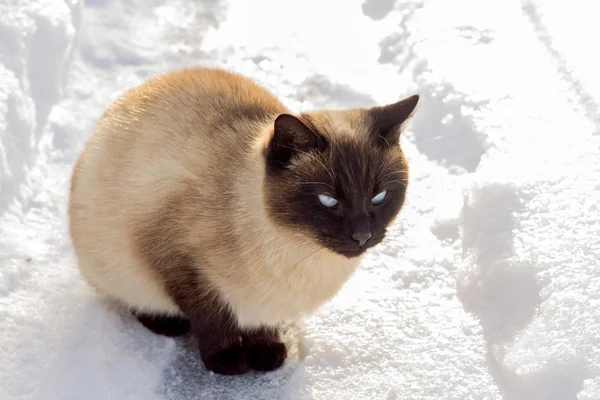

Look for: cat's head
[263,95,419,258]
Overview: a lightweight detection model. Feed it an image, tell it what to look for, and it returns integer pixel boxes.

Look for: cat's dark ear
[367,94,419,147]
[266,114,327,168]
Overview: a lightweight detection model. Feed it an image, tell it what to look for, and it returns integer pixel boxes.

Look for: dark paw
[202,346,250,375]
[247,341,287,371]
[135,312,191,337]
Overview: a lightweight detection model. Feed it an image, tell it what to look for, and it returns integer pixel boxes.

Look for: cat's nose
[351,231,372,247]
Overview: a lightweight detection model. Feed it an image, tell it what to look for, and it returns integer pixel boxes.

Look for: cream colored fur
[69,68,362,329]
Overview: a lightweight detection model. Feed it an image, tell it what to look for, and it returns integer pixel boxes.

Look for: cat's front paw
[247,341,287,371]
[201,345,249,375]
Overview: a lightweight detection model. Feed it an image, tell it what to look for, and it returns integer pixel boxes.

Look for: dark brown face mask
[263,95,419,257]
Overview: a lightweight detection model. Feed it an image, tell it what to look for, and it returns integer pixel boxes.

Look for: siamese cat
[69,67,419,375]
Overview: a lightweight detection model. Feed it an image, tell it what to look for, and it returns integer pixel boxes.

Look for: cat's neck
[230,124,307,251]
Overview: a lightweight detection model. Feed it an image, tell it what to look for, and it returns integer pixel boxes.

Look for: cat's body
[69,67,418,375]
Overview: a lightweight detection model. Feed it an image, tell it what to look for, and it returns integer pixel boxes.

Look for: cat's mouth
[322,235,385,258]
[336,248,368,258]
[328,242,379,258]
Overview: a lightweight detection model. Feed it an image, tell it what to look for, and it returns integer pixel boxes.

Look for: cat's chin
[332,247,368,259]
[318,239,384,258]
[323,236,386,258]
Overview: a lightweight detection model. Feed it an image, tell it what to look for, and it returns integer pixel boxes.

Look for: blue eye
[371,190,387,205]
[318,194,338,208]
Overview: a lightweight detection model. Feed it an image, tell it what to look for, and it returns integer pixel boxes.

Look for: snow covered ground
[1,0,599,398]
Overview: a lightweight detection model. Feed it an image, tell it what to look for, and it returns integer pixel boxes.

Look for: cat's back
[72,67,286,200]
[71,67,288,227]
[99,67,286,156]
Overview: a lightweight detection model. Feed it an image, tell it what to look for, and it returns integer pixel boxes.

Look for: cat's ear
[267,114,327,168]
[367,94,419,147]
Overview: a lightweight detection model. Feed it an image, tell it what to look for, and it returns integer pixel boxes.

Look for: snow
[1,0,599,398]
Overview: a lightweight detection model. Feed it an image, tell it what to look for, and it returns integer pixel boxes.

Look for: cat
[68,67,419,375]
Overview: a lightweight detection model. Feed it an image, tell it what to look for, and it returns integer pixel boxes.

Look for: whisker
[304,153,336,183]
[299,181,335,189]
[272,243,321,275]
[376,157,396,175]
[273,144,337,183]
[384,180,408,187]
[380,136,391,148]
[376,171,399,186]
[291,246,326,270]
